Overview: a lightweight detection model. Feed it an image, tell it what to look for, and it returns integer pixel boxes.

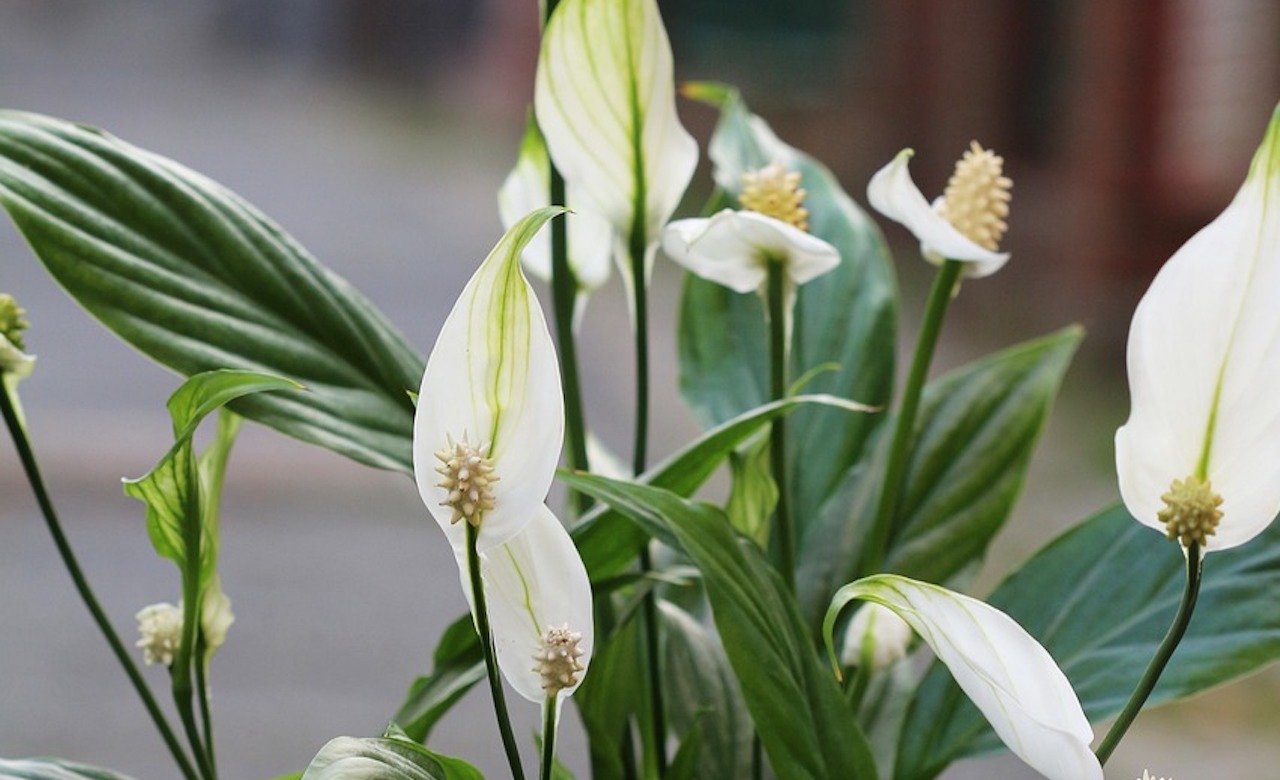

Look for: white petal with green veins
[535,0,697,261]
[413,208,566,552]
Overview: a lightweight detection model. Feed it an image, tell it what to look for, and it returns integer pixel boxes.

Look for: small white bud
[135,602,182,667]
[840,603,913,671]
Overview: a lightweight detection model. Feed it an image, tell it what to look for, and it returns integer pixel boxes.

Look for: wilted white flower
[135,602,182,667]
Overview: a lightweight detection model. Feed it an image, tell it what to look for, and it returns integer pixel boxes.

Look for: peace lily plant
[2,1,1280,779]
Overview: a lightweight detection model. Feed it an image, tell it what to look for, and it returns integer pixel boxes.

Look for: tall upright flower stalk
[535,0,697,769]
[1103,103,1280,765]
[414,209,593,779]
[861,142,1013,575]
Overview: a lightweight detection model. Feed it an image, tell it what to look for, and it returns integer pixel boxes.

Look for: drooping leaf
[574,613,648,780]
[0,759,137,780]
[678,86,897,552]
[0,111,424,473]
[895,504,1280,780]
[798,327,1081,627]
[562,473,879,780]
[393,615,486,744]
[573,393,871,582]
[300,732,482,780]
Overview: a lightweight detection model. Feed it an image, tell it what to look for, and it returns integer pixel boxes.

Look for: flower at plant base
[826,575,1102,780]
[413,208,566,553]
[136,602,182,667]
[414,209,592,704]
[498,114,612,318]
[0,293,34,380]
[662,163,840,306]
[456,505,594,704]
[867,141,1012,277]
[1139,771,1172,780]
[1116,105,1280,552]
[839,602,913,671]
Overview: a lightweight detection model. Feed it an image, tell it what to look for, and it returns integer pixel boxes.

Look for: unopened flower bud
[136,602,182,666]
[840,602,913,671]
[0,294,34,379]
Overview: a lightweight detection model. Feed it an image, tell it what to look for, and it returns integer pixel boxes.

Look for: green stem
[196,641,217,780]
[0,385,200,780]
[863,259,963,575]
[173,683,212,780]
[467,523,527,780]
[173,456,214,780]
[1095,542,1203,766]
[540,694,559,780]
[766,262,795,592]
[549,164,592,519]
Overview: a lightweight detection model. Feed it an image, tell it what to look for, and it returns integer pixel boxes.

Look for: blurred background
[1,0,1278,777]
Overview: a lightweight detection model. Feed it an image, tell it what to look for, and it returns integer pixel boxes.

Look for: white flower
[535,0,697,273]
[663,209,839,294]
[413,208,566,553]
[867,143,1012,277]
[136,602,182,667]
[201,576,234,658]
[1138,771,1172,780]
[455,504,594,703]
[839,602,913,671]
[1116,104,1280,552]
[827,575,1101,780]
[498,115,612,311]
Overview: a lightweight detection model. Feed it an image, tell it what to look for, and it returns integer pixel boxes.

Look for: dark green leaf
[0,759,136,780]
[393,615,486,743]
[574,614,647,780]
[562,473,879,780]
[660,602,753,780]
[678,86,897,547]
[0,111,424,473]
[798,327,1081,627]
[572,393,870,582]
[895,504,1280,780]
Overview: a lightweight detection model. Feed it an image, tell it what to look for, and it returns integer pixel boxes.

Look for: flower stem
[1095,542,1203,766]
[766,261,795,591]
[196,640,218,780]
[0,384,200,780]
[549,165,592,519]
[466,522,527,780]
[863,259,962,575]
[540,694,559,780]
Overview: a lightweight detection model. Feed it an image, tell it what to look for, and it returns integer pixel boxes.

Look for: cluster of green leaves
[4,81,1280,780]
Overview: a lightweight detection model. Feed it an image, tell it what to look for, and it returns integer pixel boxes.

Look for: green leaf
[572,393,871,582]
[562,473,879,780]
[678,86,897,553]
[797,327,1081,627]
[895,504,1280,780]
[723,432,777,548]
[660,602,753,780]
[574,613,647,779]
[300,733,482,780]
[0,759,137,780]
[393,615,486,743]
[0,111,424,473]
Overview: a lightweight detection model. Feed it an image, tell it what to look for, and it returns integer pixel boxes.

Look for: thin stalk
[862,259,963,575]
[549,166,592,519]
[0,385,200,780]
[540,695,559,780]
[173,456,215,780]
[196,640,217,780]
[1095,542,1203,766]
[467,523,527,780]
[766,262,795,591]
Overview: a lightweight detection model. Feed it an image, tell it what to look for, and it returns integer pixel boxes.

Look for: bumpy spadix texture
[136,602,182,666]
[534,624,587,695]
[826,576,1101,780]
[433,434,498,528]
[867,145,1012,277]
[1116,104,1280,552]
[1158,475,1223,547]
[0,293,34,378]
[739,162,810,231]
[413,209,565,552]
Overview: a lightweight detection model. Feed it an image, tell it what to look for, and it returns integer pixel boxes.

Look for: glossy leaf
[896,504,1280,779]
[798,327,1081,626]
[300,732,482,780]
[678,86,897,549]
[0,111,424,473]
[561,473,879,780]
[0,759,136,780]
[393,615,486,743]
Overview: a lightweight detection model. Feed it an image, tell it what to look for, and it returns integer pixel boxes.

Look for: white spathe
[1116,104,1280,552]
[455,504,594,703]
[535,0,697,269]
[498,115,612,303]
[663,209,840,294]
[413,208,566,552]
[838,575,1101,780]
[867,148,1009,277]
